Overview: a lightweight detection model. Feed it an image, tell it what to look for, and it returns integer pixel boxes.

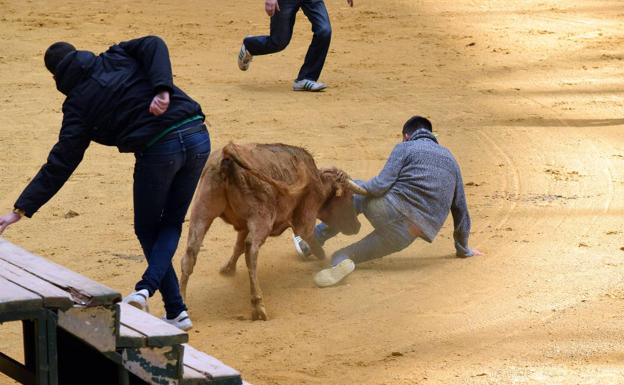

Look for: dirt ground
[1,0,624,384]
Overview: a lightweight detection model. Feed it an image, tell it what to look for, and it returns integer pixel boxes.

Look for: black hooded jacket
[14,36,204,217]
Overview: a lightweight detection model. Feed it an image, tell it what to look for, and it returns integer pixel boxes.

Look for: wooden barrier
[0,238,248,385]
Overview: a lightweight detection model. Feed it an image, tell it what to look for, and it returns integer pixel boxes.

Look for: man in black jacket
[0,36,209,330]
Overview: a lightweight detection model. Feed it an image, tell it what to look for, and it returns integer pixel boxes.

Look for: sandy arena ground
[1,0,624,384]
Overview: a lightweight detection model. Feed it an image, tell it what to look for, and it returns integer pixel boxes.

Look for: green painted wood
[119,303,188,347]
[122,344,183,385]
[0,238,120,307]
[0,259,73,310]
[0,277,43,313]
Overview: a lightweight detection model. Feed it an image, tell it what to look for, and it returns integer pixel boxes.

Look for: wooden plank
[181,365,206,385]
[57,306,118,352]
[0,259,73,310]
[118,324,147,348]
[122,345,183,385]
[0,277,42,313]
[119,303,188,347]
[0,238,120,307]
[182,344,242,385]
[182,366,251,385]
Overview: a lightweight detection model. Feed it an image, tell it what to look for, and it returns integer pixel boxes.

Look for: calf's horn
[347,180,368,195]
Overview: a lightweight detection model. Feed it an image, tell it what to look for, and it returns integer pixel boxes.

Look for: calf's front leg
[294,221,326,260]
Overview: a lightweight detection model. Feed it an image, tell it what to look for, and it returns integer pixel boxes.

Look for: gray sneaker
[293,79,327,92]
[163,310,193,331]
[314,259,356,287]
[122,289,150,312]
[238,43,253,71]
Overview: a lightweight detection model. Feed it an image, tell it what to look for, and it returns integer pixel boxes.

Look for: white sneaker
[293,79,327,92]
[238,43,253,71]
[123,289,150,312]
[313,259,356,287]
[163,311,193,331]
[292,234,312,258]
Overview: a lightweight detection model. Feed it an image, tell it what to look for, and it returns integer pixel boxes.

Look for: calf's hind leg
[180,183,225,301]
[180,216,215,300]
[220,230,248,276]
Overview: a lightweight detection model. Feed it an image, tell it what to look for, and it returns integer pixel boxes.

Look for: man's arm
[10,111,90,221]
[118,36,174,95]
[450,168,476,257]
[358,144,405,197]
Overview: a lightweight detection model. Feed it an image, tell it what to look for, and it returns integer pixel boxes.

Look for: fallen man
[293,116,483,287]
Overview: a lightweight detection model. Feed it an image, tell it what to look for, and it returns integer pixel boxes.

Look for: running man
[238,0,354,91]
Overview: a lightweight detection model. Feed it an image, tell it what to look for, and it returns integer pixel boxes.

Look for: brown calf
[180,143,365,320]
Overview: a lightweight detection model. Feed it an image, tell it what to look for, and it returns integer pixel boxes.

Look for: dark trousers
[243,0,332,81]
[133,125,210,318]
[315,195,419,266]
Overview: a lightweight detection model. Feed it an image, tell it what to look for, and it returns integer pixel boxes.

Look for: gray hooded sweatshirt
[359,129,473,256]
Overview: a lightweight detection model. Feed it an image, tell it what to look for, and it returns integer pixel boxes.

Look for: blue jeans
[244,0,332,81]
[316,195,419,266]
[133,124,210,318]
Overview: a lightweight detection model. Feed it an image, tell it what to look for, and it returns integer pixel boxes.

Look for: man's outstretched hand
[457,248,484,258]
[265,0,280,16]
[0,212,21,235]
[149,91,170,116]
[347,0,354,6]
[471,248,484,256]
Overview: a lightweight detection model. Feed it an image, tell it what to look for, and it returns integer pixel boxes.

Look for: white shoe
[123,289,150,312]
[292,234,312,258]
[314,259,355,287]
[163,311,193,331]
[293,79,327,92]
[238,43,253,71]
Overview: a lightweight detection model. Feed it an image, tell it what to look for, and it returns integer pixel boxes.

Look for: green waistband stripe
[145,115,204,149]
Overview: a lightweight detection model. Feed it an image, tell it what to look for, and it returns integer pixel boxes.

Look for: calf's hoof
[251,306,268,321]
[219,264,236,276]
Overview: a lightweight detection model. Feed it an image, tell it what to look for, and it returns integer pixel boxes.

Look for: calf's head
[317,168,367,235]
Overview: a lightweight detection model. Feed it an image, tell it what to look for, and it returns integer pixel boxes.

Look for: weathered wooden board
[181,365,206,384]
[119,303,188,347]
[119,324,147,348]
[0,277,43,313]
[182,344,242,385]
[0,259,73,310]
[0,238,120,306]
[58,305,118,352]
[122,345,183,385]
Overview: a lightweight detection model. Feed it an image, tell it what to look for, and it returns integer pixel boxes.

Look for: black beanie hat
[44,42,76,74]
